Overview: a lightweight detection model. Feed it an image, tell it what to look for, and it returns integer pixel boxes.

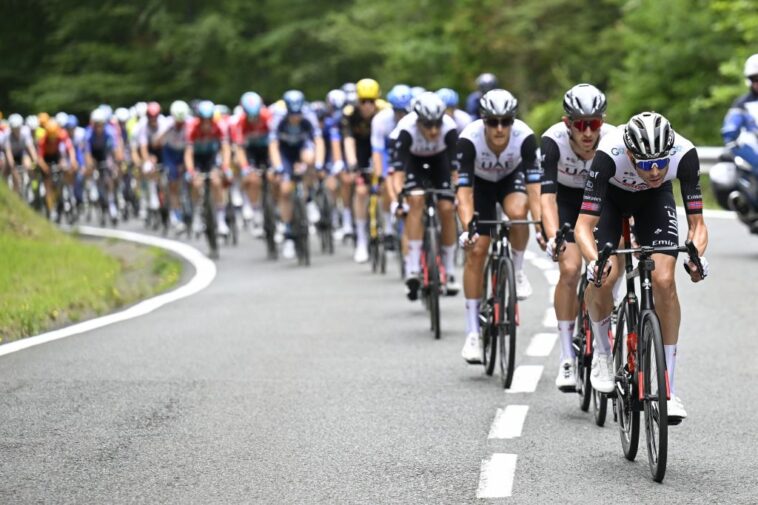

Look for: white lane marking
[477,454,518,498]
[548,285,556,302]
[488,405,529,439]
[542,308,557,328]
[524,250,536,261]
[544,269,560,286]
[530,257,554,271]
[0,226,216,357]
[526,333,558,357]
[506,365,544,394]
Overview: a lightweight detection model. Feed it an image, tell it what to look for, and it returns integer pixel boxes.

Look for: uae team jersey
[580,126,703,216]
[540,121,615,193]
[456,118,540,188]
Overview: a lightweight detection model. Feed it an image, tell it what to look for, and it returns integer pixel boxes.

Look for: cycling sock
[558,320,575,360]
[383,211,394,234]
[465,299,480,334]
[512,248,525,272]
[442,245,456,277]
[407,240,422,275]
[590,314,612,355]
[342,208,353,230]
[664,344,677,396]
[216,208,226,223]
[355,219,368,246]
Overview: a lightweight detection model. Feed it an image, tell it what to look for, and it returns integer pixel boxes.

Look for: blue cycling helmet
[387,84,412,112]
[66,114,79,128]
[283,90,305,114]
[436,88,459,108]
[240,92,262,117]
[197,100,215,120]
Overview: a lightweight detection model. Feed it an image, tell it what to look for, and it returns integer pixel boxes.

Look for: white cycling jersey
[136,115,168,148]
[452,109,472,133]
[390,112,457,157]
[4,127,34,156]
[370,108,398,152]
[458,118,535,183]
[159,117,189,151]
[542,121,615,189]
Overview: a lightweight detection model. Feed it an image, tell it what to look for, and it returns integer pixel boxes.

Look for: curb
[0,226,217,358]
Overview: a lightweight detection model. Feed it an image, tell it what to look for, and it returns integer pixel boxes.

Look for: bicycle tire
[642,314,668,482]
[427,230,441,340]
[614,300,640,461]
[380,242,387,274]
[481,259,496,376]
[498,256,517,389]
[592,384,608,426]
[262,189,278,260]
[371,238,379,273]
[203,182,218,259]
[576,295,593,412]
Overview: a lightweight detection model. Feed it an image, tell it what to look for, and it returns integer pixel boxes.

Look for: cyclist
[372,84,412,249]
[540,84,615,390]
[465,73,498,119]
[138,102,166,216]
[85,108,122,223]
[38,119,78,220]
[159,100,192,231]
[3,113,37,195]
[64,115,88,211]
[341,78,387,263]
[390,91,460,299]
[722,53,758,176]
[268,90,325,259]
[456,89,542,363]
[436,88,472,133]
[324,89,348,237]
[232,91,273,236]
[185,100,232,236]
[574,111,709,422]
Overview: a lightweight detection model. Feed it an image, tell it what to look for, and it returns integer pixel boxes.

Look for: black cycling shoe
[405,276,420,301]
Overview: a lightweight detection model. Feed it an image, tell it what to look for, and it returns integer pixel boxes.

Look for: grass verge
[0,183,182,343]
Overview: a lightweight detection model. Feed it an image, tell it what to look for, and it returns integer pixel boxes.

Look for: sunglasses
[634,157,670,172]
[570,118,603,131]
[484,117,514,128]
[360,99,376,105]
[419,119,443,129]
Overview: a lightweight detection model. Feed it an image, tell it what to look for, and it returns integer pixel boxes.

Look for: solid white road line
[526,333,558,357]
[488,405,529,440]
[0,226,216,357]
[477,454,518,498]
[542,307,557,328]
[506,365,544,394]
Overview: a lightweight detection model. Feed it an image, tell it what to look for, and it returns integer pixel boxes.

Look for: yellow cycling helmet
[45,119,60,137]
[356,78,380,100]
[38,112,50,126]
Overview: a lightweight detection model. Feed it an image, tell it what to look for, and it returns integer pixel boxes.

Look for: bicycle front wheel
[426,232,441,340]
[481,259,496,376]
[614,300,640,461]
[497,256,517,389]
[575,294,593,411]
[642,314,668,482]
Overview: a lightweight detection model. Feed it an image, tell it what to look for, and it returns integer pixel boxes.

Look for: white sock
[512,248,525,272]
[465,299,480,334]
[442,245,456,278]
[355,219,368,246]
[383,211,394,234]
[665,344,677,396]
[590,314,612,355]
[342,208,352,229]
[216,208,226,224]
[406,240,422,275]
[558,320,575,360]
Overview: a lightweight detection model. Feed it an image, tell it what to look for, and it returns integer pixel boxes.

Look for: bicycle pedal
[667,417,683,426]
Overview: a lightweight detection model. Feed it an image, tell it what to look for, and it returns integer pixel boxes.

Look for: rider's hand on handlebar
[586,259,612,286]
[458,230,479,250]
[546,237,556,260]
[684,255,709,282]
[536,231,547,251]
[391,200,408,217]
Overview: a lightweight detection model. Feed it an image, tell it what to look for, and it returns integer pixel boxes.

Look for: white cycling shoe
[282,239,296,259]
[555,358,577,392]
[515,270,532,300]
[590,353,615,394]
[354,243,369,263]
[667,396,687,424]
[461,332,483,364]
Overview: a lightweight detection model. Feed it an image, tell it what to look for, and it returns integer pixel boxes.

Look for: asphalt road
[1,212,756,504]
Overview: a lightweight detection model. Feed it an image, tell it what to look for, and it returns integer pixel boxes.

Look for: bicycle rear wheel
[426,230,441,340]
[575,293,593,410]
[480,259,496,376]
[497,256,517,389]
[203,183,218,259]
[263,188,278,260]
[642,314,668,482]
[614,300,640,461]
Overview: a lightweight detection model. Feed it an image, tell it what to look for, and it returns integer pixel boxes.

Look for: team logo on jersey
[611,147,625,156]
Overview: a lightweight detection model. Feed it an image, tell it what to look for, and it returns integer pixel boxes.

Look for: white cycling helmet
[90,108,107,124]
[170,100,190,122]
[26,115,39,130]
[55,112,69,127]
[413,91,446,123]
[115,107,130,123]
[326,89,347,111]
[135,101,148,119]
[623,112,675,160]
[744,54,758,84]
[479,89,518,118]
[563,83,607,117]
[9,113,24,129]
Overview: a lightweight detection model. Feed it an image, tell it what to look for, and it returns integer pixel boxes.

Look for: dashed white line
[488,405,529,439]
[526,333,558,357]
[477,453,518,498]
[506,365,544,393]
[542,307,557,328]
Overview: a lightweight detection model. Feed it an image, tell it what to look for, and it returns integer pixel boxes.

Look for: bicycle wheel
[614,300,640,461]
[426,230,441,340]
[592,382,608,426]
[642,314,668,482]
[293,198,309,266]
[262,189,277,260]
[497,256,517,389]
[203,185,218,259]
[370,238,379,273]
[575,294,593,411]
[481,259,496,376]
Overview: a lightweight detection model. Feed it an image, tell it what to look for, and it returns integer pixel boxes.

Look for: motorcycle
[710,149,758,233]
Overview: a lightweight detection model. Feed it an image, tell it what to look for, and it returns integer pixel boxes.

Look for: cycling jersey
[5,127,33,160]
[38,130,72,162]
[451,109,473,133]
[541,122,615,193]
[269,112,320,149]
[370,108,403,176]
[137,116,167,159]
[160,118,189,181]
[580,127,702,215]
[85,124,118,163]
[341,103,386,169]
[186,117,227,157]
[390,112,458,164]
[232,109,272,149]
[456,119,540,188]
[323,110,342,169]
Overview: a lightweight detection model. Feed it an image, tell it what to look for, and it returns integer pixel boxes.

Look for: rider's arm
[722,97,749,146]
[390,130,412,197]
[314,134,325,169]
[540,135,560,239]
[677,148,709,255]
[341,110,358,168]
[4,139,15,168]
[455,136,476,227]
[575,151,614,262]
[37,138,49,174]
[520,133,542,231]
[63,137,77,169]
[370,115,386,179]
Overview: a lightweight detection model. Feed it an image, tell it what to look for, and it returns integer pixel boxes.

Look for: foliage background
[2,0,756,144]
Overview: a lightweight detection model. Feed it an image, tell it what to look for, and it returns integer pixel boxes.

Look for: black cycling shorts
[556,184,585,243]
[245,144,269,169]
[594,181,679,258]
[473,171,526,235]
[403,152,454,202]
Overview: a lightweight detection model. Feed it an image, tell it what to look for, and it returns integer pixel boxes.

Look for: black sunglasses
[749,75,758,83]
[484,117,514,128]
[419,119,443,129]
[360,99,376,105]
